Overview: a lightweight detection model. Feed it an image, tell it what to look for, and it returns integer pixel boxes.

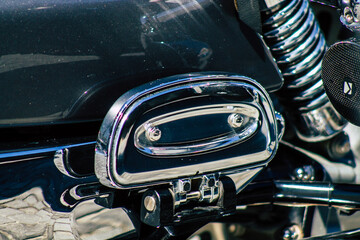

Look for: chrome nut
[145,125,162,142]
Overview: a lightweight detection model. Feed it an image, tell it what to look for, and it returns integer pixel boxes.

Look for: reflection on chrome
[262,0,347,141]
[0,188,134,239]
[134,104,260,156]
[73,201,134,240]
[95,74,279,189]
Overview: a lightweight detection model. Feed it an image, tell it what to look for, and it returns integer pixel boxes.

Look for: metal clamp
[173,174,220,207]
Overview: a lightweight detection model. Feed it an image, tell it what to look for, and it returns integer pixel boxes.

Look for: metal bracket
[173,174,220,207]
[140,176,236,227]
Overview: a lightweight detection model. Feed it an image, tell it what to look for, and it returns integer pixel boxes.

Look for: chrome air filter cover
[95,73,280,189]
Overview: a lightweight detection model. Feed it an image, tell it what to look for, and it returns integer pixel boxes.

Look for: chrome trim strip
[0,141,96,161]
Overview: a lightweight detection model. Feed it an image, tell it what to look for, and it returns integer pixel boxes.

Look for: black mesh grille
[322,41,360,126]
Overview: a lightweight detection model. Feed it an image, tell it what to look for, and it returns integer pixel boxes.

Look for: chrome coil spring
[261,0,346,141]
[262,0,327,111]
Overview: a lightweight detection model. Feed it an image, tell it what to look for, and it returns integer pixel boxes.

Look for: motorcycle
[2,0,360,239]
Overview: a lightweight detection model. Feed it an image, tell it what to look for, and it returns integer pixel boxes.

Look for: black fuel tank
[0,0,282,126]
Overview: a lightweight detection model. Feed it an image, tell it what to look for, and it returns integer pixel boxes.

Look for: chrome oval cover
[134,103,260,156]
[95,73,279,189]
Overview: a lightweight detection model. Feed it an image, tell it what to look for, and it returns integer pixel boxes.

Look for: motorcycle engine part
[322,40,360,126]
[338,0,360,32]
[308,1,360,32]
[261,0,347,141]
[95,73,279,189]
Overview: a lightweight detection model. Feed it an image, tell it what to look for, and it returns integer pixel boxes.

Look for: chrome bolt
[144,196,156,212]
[228,113,244,128]
[228,224,246,237]
[344,7,354,23]
[145,125,162,142]
[177,179,191,192]
[329,133,351,158]
[293,165,315,181]
[282,224,303,240]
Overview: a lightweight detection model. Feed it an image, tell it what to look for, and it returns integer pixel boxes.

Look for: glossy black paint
[0,153,97,212]
[0,0,282,127]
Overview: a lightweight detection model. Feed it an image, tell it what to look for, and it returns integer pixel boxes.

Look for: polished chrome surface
[173,179,192,207]
[0,141,95,161]
[199,174,219,203]
[144,196,157,212]
[95,73,279,189]
[134,104,260,156]
[294,102,347,142]
[228,113,244,128]
[293,165,315,181]
[275,111,285,142]
[339,0,360,31]
[173,174,220,207]
[262,0,347,141]
[282,224,304,240]
[54,149,74,178]
[144,125,162,142]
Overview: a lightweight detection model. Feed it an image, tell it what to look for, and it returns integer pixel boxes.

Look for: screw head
[228,113,244,128]
[145,125,162,142]
[144,196,156,212]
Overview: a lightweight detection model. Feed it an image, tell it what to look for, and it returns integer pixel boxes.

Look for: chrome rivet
[145,126,161,142]
[293,165,315,181]
[228,113,244,128]
[144,196,156,212]
[282,224,303,240]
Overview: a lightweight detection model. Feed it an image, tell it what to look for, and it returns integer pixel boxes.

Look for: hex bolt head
[144,196,156,212]
[228,113,244,128]
[145,126,162,142]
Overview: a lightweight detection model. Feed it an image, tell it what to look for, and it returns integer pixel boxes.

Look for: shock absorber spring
[261,0,346,142]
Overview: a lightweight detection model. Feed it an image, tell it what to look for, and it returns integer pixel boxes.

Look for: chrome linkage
[173,174,220,207]
[140,175,236,227]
